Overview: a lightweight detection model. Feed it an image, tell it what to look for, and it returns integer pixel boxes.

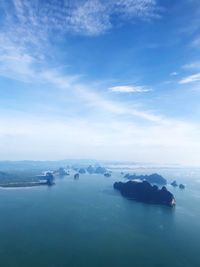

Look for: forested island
[114,180,176,207]
[0,172,55,188]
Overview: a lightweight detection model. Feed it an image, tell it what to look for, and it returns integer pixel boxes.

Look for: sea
[0,167,199,267]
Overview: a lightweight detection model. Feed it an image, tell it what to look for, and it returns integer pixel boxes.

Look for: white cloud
[115,0,159,19]
[179,73,200,84]
[0,24,161,125]
[182,61,200,70]
[109,85,151,93]
[69,0,111,35]
[69,0,160,35]
[0,0,160,78]
[1,0,160,37]
[170,72,178,76]
[191,36,200,47]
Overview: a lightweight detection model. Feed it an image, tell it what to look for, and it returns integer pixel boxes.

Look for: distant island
[72,165,108,175]
[54,167,69,176]
[171,180,178,187]
[0,163,110,188]
[74,173,79,180]
[171,180,185,189]
[124,173,167,185]
[114,180,175,207]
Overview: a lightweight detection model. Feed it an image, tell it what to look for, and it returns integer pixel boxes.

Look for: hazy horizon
[0,158,199,169]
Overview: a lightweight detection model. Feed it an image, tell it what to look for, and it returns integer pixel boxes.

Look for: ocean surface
[0,167,200,267]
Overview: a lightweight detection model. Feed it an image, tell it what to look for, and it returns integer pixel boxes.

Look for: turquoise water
[0,168,200,267]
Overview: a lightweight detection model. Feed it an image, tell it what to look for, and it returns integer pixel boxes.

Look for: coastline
[0,181,49,189]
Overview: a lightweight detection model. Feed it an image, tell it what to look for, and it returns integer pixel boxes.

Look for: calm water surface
[0,168,199,267]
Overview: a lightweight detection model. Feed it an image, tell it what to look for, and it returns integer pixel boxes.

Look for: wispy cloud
[191,36,200,47]
[0,34,161,124]
[109,85,151,93]
[68,0,160,35]
[1,0,160,37]
[179,73,200,84]
[170,72,178,76]
[68,0,111,35]
[182,61,200,70]
[0,0,161,78]
[76,85,161,122]
[0,0,162,125]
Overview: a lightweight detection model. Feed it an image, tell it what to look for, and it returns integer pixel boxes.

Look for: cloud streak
[109,85,152,93]
[182,61,200,70]
[179,73,200,84]
[1,0,160,37]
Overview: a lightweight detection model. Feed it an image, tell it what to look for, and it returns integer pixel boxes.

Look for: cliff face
[114,181,175,207]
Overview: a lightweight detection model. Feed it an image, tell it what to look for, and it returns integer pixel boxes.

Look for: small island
[74,165,108,175]
[74,173,79,180]
[171,180,178,187]
[171,180,185,189]
[104,172,111,177]
[179,184,185,189]
[79,168,86,174]
[114,180,175,207]
[87,165,96,174]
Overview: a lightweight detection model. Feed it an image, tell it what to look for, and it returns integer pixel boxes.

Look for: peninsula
[0,172,55,188]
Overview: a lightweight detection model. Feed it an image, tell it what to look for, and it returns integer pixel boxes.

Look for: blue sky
[0,0,200,165]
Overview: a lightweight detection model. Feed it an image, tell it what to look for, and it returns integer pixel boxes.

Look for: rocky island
[171,180,185,189]
[124,173,167,185]
[114,180,175,207]
[75,165,108,175]
[79,168,86,174]
[104,172,111,177]
[179,184,185,189]
[171,180,178,187]
[74,173,79,180]
[87,165,96,174]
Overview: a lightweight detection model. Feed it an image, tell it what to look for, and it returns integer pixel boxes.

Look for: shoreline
[0,181,48,189]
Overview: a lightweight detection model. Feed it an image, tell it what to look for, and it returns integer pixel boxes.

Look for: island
[74,173,79,180]
[95,166,107,174]
[171,180,178,187]
[0,172,55,188]
[179,184,185,189]
[171,180,185,189]
[86,165,108,175]
[114,180,175,207]
[104,172,111,177]
[79,168,86,174]
[87,165,95,174]
[124,173,167,185]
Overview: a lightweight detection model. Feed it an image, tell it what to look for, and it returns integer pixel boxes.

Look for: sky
[0,0,200,165]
